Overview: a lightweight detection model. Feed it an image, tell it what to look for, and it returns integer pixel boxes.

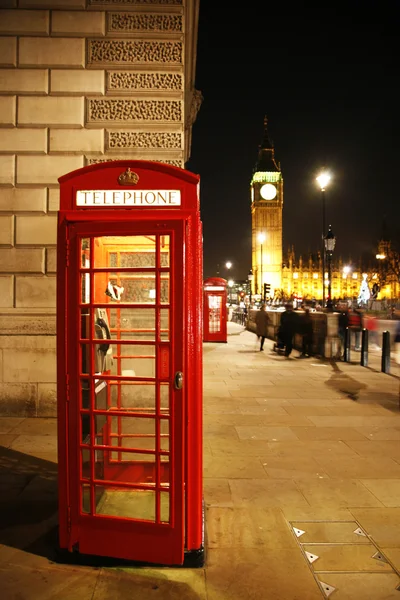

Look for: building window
[313,273,318,279]
[293,273,299,279]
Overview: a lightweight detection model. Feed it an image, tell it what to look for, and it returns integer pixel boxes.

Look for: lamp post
[228,279,234,306]
[316,171,331,307]
[248,269,253,306]
[258,232,265,297]
[324,225,336,310]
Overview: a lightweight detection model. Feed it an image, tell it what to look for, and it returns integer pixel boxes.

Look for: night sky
[186,2,400,281]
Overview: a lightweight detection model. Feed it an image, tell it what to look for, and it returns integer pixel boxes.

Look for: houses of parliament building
[249,118,398,305]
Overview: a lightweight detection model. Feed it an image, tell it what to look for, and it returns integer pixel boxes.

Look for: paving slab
[0,321,399,598]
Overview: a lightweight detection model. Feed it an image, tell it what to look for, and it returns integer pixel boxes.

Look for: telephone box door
[61,218,185,565]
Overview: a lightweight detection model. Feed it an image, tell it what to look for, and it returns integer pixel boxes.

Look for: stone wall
[0,0,200,416]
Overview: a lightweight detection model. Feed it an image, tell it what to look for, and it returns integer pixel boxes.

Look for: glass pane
[81,447,90,479]
[160,418,169,452]
[120,251,155,268]
[160,235,170,267]
[94,272,156,304]
[93,379,108,409]
[111,343,156,378]
[80,344,89,375]
[94,485,156,521]
[160,383,169,411]
[108,307,155,341]
[109,381,156,411]
[93,235,156,269]
[80,273,91,304]
[160,273,170,304]
[81,412,90,443]
[160,309,170,341]
[80,310,91,340]
[100,415,156,450]
[81,484,90,514]
[80,238,90,268]
[97,448,156,473]
[160,491,170,523]
[208,295,222,333]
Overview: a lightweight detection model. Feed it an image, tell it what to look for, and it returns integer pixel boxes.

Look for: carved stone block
[88,39,182,65]
[107,130,182,149]
[108,13,182,33]
[107,71,182,92]
[87,98,182,122]
[89,0,182,5]
[86,156,183,167]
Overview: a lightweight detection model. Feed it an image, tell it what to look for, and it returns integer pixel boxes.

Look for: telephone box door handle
[174,371,183,390]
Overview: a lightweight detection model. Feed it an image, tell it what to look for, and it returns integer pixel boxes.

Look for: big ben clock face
[260,183,277,200]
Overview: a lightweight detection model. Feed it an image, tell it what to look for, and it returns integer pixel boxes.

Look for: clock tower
[250,117,283,297]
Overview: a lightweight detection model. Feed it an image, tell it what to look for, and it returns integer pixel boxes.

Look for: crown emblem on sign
[118,168,139,186]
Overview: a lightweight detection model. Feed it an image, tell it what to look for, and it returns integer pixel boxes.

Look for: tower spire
[254,116,279,173]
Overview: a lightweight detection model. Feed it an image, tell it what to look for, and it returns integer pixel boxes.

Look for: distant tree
[376,244,400,286]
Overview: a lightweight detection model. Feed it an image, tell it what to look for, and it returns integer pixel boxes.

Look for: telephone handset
[95,308,113,372]
[95,317,111,353]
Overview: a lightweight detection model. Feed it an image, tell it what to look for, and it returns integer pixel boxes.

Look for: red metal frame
[57,161,203,565]
[203,277,228,342]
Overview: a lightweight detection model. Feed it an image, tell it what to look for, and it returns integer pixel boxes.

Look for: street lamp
[324,225,336,310]
[258,232,265,296]
[316,171,331,307]
[226,261,232,270]
[248,269,253,305]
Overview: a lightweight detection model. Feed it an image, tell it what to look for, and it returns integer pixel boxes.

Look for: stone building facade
[0,0,200,416]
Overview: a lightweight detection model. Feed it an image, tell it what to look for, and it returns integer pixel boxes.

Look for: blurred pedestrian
[348,307,363,351]
[364,313,380,349]
[279,303,297,358]
[337,303,349,359]
[299,307,313,358]
[394,319,400,365]
[255,303,270,351]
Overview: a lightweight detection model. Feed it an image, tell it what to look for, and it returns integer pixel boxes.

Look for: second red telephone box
[57,160,203,567]
[203,277,227,342]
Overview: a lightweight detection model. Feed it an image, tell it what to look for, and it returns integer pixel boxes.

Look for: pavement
[0,322,399,599]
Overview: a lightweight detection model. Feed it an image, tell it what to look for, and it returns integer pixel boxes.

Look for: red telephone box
[203,277,227,342]
[56,161,203,566]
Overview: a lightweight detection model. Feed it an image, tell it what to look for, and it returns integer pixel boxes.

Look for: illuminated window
[313,273,318,279]
[293,273,299,279]
[303,273,308,278]
[352,273,358,279]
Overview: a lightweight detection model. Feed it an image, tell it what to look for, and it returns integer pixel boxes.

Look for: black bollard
[381,331,391,373]
[344,327,351,362]
[361,328,368,367]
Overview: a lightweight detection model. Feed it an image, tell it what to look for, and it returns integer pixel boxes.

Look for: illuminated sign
[76,189,181,207]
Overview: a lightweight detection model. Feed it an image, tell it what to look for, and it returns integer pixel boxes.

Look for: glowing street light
[316,170,331,307]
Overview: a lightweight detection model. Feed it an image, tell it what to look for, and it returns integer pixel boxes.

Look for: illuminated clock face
[260,183,277,200]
